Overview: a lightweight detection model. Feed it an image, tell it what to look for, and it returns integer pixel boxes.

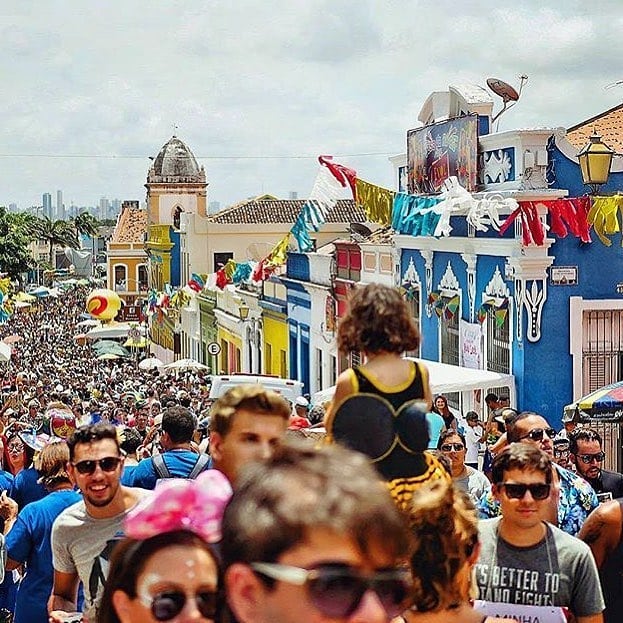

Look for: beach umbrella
[564,380,623,423]
[138,357,164,370]
[2,335,23,345]
[162,358,209,372]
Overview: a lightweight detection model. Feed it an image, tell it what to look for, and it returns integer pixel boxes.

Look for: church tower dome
[148,135,206,183]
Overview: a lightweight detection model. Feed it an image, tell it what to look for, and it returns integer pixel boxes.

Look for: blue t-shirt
[120,463,138,486]
[0,470,16,613]
[426,412,446,449]
[6,488,82,623]
[10,467,47,510]
[130,449,210,489]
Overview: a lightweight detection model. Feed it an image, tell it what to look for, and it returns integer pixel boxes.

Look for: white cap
[295,396,309,407]
[55,384,63,393]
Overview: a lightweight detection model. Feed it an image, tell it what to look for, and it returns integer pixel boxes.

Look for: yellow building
[106,200,148,303]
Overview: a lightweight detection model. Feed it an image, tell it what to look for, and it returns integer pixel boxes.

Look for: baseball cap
[295,396,309,407]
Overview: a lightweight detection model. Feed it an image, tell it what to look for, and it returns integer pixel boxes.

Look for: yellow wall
[263,314,288,378]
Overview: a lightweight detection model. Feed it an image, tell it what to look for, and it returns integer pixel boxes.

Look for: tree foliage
[0,207,36,282]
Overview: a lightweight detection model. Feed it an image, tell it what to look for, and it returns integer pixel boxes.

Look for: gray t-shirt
[51,489,147,623]
[454,466,491,504]
[475,518,604,617]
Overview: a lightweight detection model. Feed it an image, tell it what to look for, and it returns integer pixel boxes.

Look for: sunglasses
[251,562,412,618]
[71,456,122,475]
[553,448,569,458]
[498,482,551,500]
[577,451,605,464]
[440,443,465,452]
[139,590,217,621]
[519,427,556,442]
[7,444,24,453]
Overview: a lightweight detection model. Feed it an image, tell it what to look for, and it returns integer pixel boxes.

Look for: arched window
[114,265,127,290]
[137,264,148,291]
[172,206,183,230]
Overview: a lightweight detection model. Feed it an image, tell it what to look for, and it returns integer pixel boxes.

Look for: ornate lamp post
[577,131,615,194]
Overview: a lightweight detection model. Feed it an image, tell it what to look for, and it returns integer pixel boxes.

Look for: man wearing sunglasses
[222,442,413,623]
[49,423,148,623]
[475,444,604,622]
[477,411,598,535]
[569,429,623,500]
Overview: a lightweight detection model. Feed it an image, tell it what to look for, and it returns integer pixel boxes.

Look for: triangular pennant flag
[444,294,460,321]
[495,298,509,328]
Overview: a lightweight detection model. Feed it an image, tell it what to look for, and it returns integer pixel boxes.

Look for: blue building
[389,84,623,430]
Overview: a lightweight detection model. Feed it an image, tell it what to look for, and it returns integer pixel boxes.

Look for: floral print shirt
[476,463,598,536]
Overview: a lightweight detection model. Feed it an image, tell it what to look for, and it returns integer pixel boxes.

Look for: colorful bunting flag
[444,294,460,320]
[187,273,207,292]
[495,298,509,328]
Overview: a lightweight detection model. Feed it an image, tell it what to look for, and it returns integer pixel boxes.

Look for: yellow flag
[267,233,291,267]
[355,179,394,226]
[587,196,623,246]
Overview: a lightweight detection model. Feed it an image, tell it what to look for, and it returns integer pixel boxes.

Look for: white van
[208,374,304,404]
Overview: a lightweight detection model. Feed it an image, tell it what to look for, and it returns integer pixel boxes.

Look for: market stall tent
[312,358,516,414]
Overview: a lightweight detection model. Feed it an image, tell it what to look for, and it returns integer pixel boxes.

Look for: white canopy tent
[312,358,515,414]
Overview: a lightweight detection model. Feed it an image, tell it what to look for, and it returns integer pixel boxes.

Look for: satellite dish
[349,223,372,238]
[487,75,528,125]
[487,78,519,103]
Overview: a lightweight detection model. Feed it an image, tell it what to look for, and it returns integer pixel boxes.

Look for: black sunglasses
[577,451,605,464]
[519,427,556,442]
[72,456,122,475]
[498,482,551,500]
[251,562,412,618]
[140,590,217,621]
[440,443,465,452]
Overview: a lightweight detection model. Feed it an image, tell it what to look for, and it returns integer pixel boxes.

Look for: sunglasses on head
[139,590,217,621]
[577,451,605,464]
[71,456,122,475]
[519,427,556,442]
[251,562,412,618]
[498,482,551,500]
[440,443,465,452]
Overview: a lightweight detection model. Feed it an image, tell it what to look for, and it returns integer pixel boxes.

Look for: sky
[2,0,623,212]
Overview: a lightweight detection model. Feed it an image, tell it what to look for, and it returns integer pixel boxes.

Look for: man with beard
[569,429,623,500]
[48,423,146,623]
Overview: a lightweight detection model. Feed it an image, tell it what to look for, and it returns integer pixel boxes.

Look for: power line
[0,151,397,160]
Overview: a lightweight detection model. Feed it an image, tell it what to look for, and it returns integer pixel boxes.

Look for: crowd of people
[0,282,618,622]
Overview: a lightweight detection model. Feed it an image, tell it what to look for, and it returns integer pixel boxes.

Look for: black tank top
[601,499,623,623]
[351,361,425,409]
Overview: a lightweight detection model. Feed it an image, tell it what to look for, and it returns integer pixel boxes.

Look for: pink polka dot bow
[124,469,233,543]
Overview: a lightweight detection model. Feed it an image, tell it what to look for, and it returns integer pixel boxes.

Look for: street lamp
[577,131,615,194]
[238,304,250,321]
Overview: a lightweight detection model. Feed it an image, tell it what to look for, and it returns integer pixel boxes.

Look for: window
[172,206,182,230]
[316,348,323,390]
[404,288,421,358]
[330,355,338,386]
[440,297,460,367]
[114,265,127,289]
[137,265,148,291]
[486,305,511,374]
[266,343,273,375]
[583,309,623,392]
[214,252,234,273]
[280,349,287,378]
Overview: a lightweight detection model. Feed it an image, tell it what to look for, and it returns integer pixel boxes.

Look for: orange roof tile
[567,103,623,154]
[111,206,147,243]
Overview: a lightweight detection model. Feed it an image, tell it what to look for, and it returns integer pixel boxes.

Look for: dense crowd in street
[0,283,619,623]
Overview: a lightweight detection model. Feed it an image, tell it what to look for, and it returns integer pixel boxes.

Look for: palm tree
[32,216,80,265]
[71,211,100,239]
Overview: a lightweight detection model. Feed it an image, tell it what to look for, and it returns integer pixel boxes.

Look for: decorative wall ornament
[483,149,513,184]
[484,266,510,300]
[438,261,460,293]
[514,278,524,343]
[461,253,477,322]
[522,279,547,343]
[402,257,421,285]
[420,250,434,317]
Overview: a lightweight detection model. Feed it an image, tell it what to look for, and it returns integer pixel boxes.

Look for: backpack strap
[151,453,172,479]
[188,453,210,479]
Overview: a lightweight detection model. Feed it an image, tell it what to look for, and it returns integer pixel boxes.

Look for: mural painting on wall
[407,115,478,194]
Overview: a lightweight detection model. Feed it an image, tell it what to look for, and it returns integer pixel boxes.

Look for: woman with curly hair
[401,479,505,623]
[330,283,432,413]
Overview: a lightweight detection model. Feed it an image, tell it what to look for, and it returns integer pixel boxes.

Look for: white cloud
[1,0,623,210]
